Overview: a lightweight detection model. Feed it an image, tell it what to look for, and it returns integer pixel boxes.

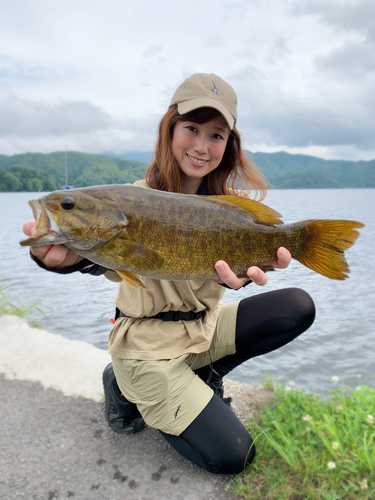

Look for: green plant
[256,371,283,391]
[234,380,375,499]
[0,283,51,327]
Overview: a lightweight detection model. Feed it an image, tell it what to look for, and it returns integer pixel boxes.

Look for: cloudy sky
[1,0,374,160]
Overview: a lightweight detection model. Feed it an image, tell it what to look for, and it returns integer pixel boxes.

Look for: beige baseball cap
[169,73,237,130]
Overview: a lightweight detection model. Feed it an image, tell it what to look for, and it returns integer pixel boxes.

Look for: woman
[23,73,315,474]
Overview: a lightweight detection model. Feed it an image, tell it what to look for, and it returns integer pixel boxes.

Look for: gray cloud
[239,1,374,150]
[315,40,375,76]
[1,0,374,160]
[0,94,114,136]
[242,96,375,149]
[0,54,83,89]
[264,36,291,65]
[233,63,375,150]
[143,44,162,58]
[292,0,375,42]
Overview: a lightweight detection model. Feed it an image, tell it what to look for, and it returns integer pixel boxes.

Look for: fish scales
[110,190,279,278]
[20,184,364,284]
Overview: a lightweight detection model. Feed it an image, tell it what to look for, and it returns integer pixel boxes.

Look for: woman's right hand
[23,221,84,269]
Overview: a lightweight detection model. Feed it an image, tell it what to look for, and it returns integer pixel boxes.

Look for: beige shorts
[111,301,239,435]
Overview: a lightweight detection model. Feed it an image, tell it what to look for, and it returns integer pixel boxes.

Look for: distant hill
[105,150,375,188]
[0,151,148,191]
[104,151,153,165]
[249,151,375,188]
[0,150,373,191]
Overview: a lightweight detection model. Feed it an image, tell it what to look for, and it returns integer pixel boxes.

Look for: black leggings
[160,288,316,474]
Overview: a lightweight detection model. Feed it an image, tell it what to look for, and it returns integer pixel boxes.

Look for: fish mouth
[20,200,68,247]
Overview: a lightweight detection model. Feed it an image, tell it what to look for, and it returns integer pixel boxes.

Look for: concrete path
[0,315,239,500]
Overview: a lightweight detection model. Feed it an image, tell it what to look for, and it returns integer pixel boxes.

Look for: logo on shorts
[174,405,181,419]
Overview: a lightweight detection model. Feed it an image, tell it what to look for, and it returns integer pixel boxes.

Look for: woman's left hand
[214,247,292,289]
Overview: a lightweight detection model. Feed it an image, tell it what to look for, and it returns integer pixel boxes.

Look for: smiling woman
[147,105,269,196]
[21,72,317,476]
[171,116,230,193]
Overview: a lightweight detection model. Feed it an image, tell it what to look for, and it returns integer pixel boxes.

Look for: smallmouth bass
[20,184,364,287]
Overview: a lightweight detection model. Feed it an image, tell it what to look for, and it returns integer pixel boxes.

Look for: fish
[20,184,364,287]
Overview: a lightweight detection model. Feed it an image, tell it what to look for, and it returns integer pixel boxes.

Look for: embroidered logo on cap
[211,82,218,95]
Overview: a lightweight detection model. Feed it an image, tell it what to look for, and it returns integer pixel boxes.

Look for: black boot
[208,379,233,407]
[194,366,233,408]
[103,363,145,434]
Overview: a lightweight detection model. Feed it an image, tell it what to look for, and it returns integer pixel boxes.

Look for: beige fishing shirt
[106,179,226,361]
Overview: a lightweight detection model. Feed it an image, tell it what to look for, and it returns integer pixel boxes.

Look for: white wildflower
[356,386,362,391]
[289,381,295,387]
[367,415,374,425]
[360,479,368,491]
[331,376,339,384]
[332,442,340,450]
[285,387,291,394]
[302,415,313,422]
[327,462,336,469]
[335,405,343,414]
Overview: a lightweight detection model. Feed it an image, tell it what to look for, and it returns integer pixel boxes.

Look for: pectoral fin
[95,237,164,270]
[99,239,164,287]
[116,271,146,288]
[90,237,164,284]
[116,240,164,269]
[114,240,164,287]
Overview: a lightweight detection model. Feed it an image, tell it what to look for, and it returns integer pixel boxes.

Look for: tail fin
[295,220,364,280]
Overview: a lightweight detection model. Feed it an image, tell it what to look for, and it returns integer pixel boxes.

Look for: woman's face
[171,114,230,192]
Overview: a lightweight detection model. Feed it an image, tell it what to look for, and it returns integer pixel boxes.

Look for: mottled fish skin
[20,184,364,283]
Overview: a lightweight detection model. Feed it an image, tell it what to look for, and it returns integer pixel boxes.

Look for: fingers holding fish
[215,247,291,289]
[247,266,268,286]
[23,221,36,238]
[268,247,292,270]
[22,220,84,269]
[215,260,261,289]
[247,247,291,286]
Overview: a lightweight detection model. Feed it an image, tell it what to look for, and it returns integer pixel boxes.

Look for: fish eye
[61,197,76,210]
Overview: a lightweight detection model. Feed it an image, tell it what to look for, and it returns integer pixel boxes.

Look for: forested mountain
[0,151,147,191]
[250,151,375,189]
[0,150,373,191]
[0,166,57,192]
[105,150,375,188]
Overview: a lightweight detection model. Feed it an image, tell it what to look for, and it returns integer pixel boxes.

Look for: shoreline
[0,314,275,420]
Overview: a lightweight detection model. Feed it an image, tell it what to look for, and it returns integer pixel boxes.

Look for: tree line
[0,149,373,191]
[0,167,57,192]
[0,151,148,191]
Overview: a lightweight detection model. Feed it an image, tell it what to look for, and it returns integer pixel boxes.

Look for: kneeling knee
[207,442,256,475]
[296,288,316,329]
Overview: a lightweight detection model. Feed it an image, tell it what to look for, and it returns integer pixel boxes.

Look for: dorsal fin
[211,196,284,225]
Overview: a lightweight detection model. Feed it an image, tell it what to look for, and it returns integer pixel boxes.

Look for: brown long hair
[145,105,268,199]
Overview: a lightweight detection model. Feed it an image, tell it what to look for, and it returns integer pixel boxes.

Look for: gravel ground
[0,315,276,500]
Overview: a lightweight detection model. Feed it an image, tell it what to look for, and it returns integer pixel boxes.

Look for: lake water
[1,189,374,395]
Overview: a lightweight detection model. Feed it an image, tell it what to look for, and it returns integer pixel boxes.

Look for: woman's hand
[23,221,84,269]
[215,247,292,289]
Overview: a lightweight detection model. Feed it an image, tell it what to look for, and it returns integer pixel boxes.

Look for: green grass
[234,379,375,499]
[0,283,51,328]
[256,371,284,391]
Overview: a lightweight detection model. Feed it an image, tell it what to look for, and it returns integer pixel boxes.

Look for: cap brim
[177,98,235,130]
